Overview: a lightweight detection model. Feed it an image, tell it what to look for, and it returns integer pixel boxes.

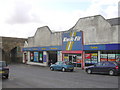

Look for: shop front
[84,44,120,66]
[62,31,84,67]
[62,51,83,67]
[22,46,62,66]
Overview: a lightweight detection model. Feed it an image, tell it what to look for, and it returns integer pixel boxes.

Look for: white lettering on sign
[63,36,81,42]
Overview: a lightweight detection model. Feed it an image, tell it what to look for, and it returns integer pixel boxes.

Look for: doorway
[63,53,82,67]
[10,47,17,63]
[48,51,57,65]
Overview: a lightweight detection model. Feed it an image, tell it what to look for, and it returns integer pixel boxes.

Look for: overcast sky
[0,0,119,38]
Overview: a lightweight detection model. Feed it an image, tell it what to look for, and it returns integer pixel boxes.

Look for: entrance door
[48,51,57,64]
[69,56,72,63]
[24,53,27,63]
[69,55,77,63]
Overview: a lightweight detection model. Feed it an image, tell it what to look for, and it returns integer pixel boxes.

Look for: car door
[57,61,63,70]
[54,62,60,70]
[93,62,103,73]
[101,62,110,73]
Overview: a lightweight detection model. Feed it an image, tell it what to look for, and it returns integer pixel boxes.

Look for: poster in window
[34,52,38,62]
[30,52,34,61]
[64,56,69,61]
[85,53,91,63]
[64,54,69,61]
[116,54,120,62]
[76,55,82,63]
[91,53,98,63]
[100,54,108,61]
[108,54,116,61]
[73,55,77,63]
[39,53,43,63]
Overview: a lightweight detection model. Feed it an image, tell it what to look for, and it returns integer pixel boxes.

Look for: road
[2,64,119,88]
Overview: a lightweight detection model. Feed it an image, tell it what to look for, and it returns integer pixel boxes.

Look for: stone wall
[71,15,115,45]
[28,26,62,47]
[1,37,27,63]
[27,15,119,47]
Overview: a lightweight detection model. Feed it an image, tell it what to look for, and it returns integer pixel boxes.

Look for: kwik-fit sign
[62,31,83,50]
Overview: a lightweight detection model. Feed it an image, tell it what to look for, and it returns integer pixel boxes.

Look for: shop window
[38,52,43,63]
[30,52,34,62]
[64,54,69,61]
[76,55,82,63]
[116,54,120,62]
[91,53,98,64]
[34,52,39,62]
[85,53,91,64]
[100,54,108,61]
[30,52,43,63]
[73,55,76,62]
[108,54,116,61]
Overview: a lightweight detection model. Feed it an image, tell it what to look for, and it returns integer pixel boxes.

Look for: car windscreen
[0,62,7,67]
[111,62,120,66]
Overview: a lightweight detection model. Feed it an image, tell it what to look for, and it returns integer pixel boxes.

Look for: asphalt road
[2,64,119,88]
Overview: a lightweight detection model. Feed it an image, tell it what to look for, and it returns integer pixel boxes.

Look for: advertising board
[34,52,38,62]
[91,53,98,63]
[62,32,83,51]
[85,53,91,63]
[108,54,116,61]
[100,54,108,61]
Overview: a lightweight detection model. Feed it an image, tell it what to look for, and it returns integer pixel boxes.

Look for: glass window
[38,52,43,63]
[55,62,60,65]
[34,52,39,62]
[30,52,34,61]
[59,61,63,65]
[102,62,109,66]
[96,62,102,66]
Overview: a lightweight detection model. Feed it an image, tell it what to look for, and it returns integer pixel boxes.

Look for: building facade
[0,36,27,63]
[22,15,120,67]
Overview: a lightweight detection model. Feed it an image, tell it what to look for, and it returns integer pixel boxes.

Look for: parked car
[50,61,74,72]
[85,61,120,76]
[0,61,9,79]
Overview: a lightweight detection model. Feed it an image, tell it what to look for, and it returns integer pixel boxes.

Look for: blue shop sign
[22,46,62,51]
[62,31,83,50]
[84,44,105,50]
[105,44,120,50]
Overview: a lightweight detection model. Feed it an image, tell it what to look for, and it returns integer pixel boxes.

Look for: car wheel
[62,68,66,72]
[87,69,92,74]
[3,74,9,79]
[70,69,74,72]
[50,67,54,71]
[109,70,115,76]
[5,75,9,79]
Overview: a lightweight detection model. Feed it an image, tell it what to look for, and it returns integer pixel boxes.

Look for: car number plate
[0,71,4,73]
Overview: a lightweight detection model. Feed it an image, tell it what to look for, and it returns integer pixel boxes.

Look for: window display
[39,52,43,63]
[100,54,108,61]
[76,55,82,63]
[34,52,38,62]
[116,54,120,62]
[91,53,98,63]
[64,54,69,61]
[85,53,91,63]
[30,52,34,61]
[108,54,116,61]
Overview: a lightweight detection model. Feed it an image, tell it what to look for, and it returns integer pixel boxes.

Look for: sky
[0,0,119,38]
